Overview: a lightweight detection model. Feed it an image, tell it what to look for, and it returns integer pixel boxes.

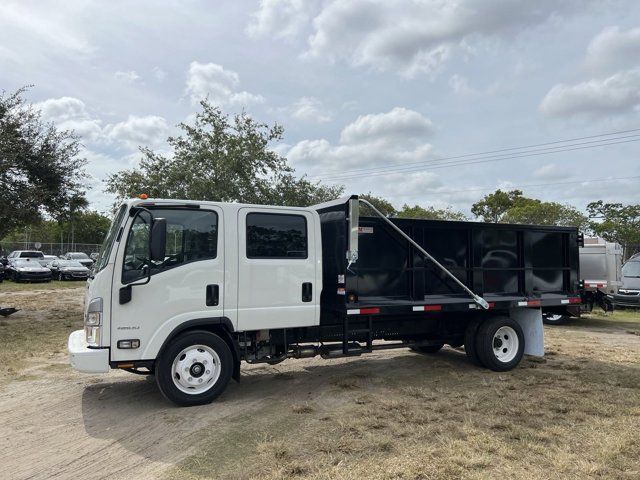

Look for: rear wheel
[542,313,569,325]
[475,316,524,372]
[464,320,483,366]
[155,331,233,406]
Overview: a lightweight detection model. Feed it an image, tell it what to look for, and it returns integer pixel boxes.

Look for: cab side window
[246,213,307,259]
[122,208,218,284]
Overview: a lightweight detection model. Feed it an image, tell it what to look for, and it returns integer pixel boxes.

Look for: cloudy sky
[2,0,640,215]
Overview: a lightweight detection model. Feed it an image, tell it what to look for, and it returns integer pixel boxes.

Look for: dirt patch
[0,287,638,480]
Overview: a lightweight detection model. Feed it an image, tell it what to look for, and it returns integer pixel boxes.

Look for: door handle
[302,282,312,302]
[206,284,219,306]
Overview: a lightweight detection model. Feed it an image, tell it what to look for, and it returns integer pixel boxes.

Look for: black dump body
[316,200,581,326]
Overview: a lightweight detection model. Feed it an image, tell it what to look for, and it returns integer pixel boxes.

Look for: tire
[155,330,233,407]
[464,319,483,366]
[411,343,444,354]
[475,316,525,372]
[542,313,569,325]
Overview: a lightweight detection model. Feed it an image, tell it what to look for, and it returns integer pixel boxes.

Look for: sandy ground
[0,286,638,479]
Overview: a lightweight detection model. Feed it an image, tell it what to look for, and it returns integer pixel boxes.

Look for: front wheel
[542,313,569,325]
[155,331,233,406]
[475,317,525,372]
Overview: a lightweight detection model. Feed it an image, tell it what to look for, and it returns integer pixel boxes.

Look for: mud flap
[509,307,544,357]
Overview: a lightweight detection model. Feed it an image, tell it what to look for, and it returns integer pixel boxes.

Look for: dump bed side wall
[317,204,580,324]
[351,217,579,301]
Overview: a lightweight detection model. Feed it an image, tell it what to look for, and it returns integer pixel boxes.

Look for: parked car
[7,250,45,260]
[613,253,640,308]
[38,255,59,267]
[62,252,94,269]
[7,258,52,283]
[47,259,91,281]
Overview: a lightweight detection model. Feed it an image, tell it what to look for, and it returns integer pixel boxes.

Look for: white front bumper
[68,329,109,373]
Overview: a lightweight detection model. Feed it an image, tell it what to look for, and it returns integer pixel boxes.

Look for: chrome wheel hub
[492,326,518,363]
[171,345,221,395]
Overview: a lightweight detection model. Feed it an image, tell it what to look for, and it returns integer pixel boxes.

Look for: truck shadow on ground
[80,345,640,465]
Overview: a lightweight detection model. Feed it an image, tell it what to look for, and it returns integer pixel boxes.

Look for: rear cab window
[246,213,307,259]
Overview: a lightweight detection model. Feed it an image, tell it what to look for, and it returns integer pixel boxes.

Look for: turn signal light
[138,193,148,199]
[117,339,140,349]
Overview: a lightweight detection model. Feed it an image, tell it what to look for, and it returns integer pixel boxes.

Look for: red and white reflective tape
[346,307,380,315]
[584,280,607,289]
[412,305,442,312]
[517,300,542,307]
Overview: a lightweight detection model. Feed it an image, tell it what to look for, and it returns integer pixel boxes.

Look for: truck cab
[69,198,322,402]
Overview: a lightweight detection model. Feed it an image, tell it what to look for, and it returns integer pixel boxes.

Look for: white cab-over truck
[69,196,581,406]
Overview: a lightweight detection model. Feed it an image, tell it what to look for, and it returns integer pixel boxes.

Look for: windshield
[95,204,128,273]
[58,260,84,267]
[622,261,640,277]
[19,251,43,258]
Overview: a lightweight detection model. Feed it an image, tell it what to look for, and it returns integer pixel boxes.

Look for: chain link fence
[0,242,101,257]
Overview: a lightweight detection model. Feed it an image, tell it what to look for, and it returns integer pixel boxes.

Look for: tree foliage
[471,189,523,223]
[471,189,588,230]
[359,193,398,217]
[105,100,343,207]
[0,87,87,239]
[587,201,640,258]
[2,211,112,245]
[502,198,588,229]
[397,204,467,221]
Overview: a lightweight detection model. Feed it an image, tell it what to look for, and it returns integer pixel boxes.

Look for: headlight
[86,311,101,326]
[85,297,103,346]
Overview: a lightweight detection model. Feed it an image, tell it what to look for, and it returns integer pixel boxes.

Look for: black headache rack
[313,196,582,325]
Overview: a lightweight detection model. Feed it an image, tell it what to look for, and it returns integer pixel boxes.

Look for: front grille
[619,289,640,296]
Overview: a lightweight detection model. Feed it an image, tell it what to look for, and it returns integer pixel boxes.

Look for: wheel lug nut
[198,378,203,383]
[188,377,193,381]
[206,370,210,374]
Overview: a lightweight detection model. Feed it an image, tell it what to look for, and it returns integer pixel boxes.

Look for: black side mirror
[150,217,167,262]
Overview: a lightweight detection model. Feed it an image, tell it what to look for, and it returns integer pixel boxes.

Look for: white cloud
[106,115,169,149]
[152,66,167,82]
[185,61,265,106]
[35,96,104,141]
[340,107,434,144]
[286,107,435,173]
[449,74,476,96]
[288,96,332,123]
[540,68,640,117]
[249,0,594,77]
[115,70,140,83]
[586,25,640,71]
[246,0,315,38]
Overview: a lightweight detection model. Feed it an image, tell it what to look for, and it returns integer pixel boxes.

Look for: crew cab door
[110,206,224,362]
[237,208,318,331]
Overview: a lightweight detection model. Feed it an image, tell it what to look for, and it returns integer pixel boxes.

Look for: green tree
[471,189,523,223]
[359,193,398,217]
[2,211,112,245]
[397,204,467,221]
[105,100,343,207]
[0,87,87,239]
[587,201,640,259]
[503,198,588,230]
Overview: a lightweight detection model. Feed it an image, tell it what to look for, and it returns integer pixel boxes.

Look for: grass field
[0,279,85,292]
[167,309,640,480]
